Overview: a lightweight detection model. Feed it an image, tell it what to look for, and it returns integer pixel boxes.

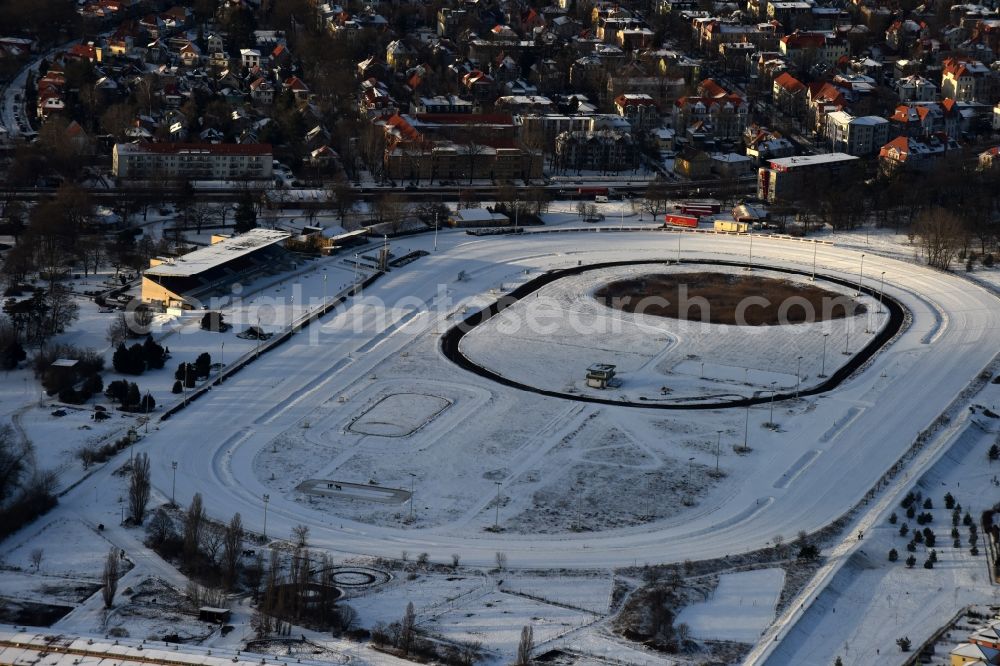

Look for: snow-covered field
[676,569,784,643]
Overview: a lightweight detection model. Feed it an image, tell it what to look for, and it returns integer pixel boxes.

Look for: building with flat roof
[757,152,859,201]
[113,143,273,181]
[142,229,291,308]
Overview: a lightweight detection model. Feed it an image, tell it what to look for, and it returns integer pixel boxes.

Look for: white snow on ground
[760,379,1000,666]
[0,220,998,665]
[676,568,784,643]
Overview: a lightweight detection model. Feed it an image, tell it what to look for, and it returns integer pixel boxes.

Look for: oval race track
[72,229,1000,569]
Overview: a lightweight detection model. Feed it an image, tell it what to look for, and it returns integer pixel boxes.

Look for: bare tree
[915,207,965,270]
[291,524,309,548]
[183,492,206,563]
[29,548,43,572]
[102,548,119,608]
[516,625,534,665]
[495,551,508,571]
[222,512,244,589]
[200,521,226,565]
[400,601,416,655]
[127,452,151,525]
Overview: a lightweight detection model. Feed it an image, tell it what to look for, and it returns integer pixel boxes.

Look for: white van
[594,195,609,203]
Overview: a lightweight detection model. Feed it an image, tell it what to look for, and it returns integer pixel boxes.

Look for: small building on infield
[141,229,291,309]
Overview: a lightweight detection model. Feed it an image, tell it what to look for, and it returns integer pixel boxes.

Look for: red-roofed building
[779,31,847,69]
[773,72,806,114]
[878,134,956,174]
[889,102,958,138]
[941,57,998,104]
[614,93,660,132]
[672,94,747,140]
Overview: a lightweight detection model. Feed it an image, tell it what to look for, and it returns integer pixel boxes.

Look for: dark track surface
[440,259,906,409]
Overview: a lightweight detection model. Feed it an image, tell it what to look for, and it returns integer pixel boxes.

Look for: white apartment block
[113,143,274,180]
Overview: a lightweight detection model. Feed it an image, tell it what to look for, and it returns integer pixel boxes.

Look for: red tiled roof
[774,72,805,93]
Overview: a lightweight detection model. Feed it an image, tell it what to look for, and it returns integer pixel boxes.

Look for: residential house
[779,31,848,70]
[942,57,999,104]
[554,129,639,172]
[878,135,957,174]
[240,48,261,69]
[890,102,959,138]
[824,111,890,155]
[614,93,660,132]
[773,72,806,114]
[674,146,711,177]
[896,75,937,102]
[672,94,748,141]
[949,643,1000,666]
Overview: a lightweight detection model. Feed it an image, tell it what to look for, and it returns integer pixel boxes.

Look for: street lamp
[409,472,416,520]
[262,494,270,540]
[795,355,803,398]
[844,324,851,355]
[433,212,439,252]
[255,315,261,358]
[494,481,502,530]
[743,404,750,449]
[811,241,818,281]
[353,253,360,288]
[677,232,681,264]
[715,430,722,474]
[323,270,328,304]
[171,461,177,507]
[820,333,829,377]
[878,271,886,314]
[769,381,777,425]
[856,253,865,297]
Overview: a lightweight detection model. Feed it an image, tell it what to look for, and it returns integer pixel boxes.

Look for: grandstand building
[141,229,291,309]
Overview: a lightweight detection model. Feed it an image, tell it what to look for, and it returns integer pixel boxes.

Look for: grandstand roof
[145,229,290,278]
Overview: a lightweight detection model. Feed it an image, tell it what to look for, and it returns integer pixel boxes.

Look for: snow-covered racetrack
[87,230,1000,568]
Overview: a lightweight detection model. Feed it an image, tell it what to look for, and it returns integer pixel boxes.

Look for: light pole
[745,225,754,271]
[743,404,750,449]
[353,253,359,288]
[878,271,886,314]
[494,481,502,529]
[677,232,681,264]
[844,324,851,355]
[769,382,777,425]
[715,430,722,474]
[144,392,151,432]
[795,355,803,398]
[820,333,829,377]
[323,270,328,304]
[255,315,261,358]
[811,241,818,281]
[856,253,865,297]
[433,212,439,251]
[514,200,519,231]
[171,461,177,507]
[183,363,190,405]
[409,472,416,520]
[262,494,270,540]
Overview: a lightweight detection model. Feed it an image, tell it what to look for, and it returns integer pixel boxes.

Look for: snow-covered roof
[145,229,290,277]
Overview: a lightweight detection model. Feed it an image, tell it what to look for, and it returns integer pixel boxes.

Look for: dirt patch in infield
[594,272,864,326]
